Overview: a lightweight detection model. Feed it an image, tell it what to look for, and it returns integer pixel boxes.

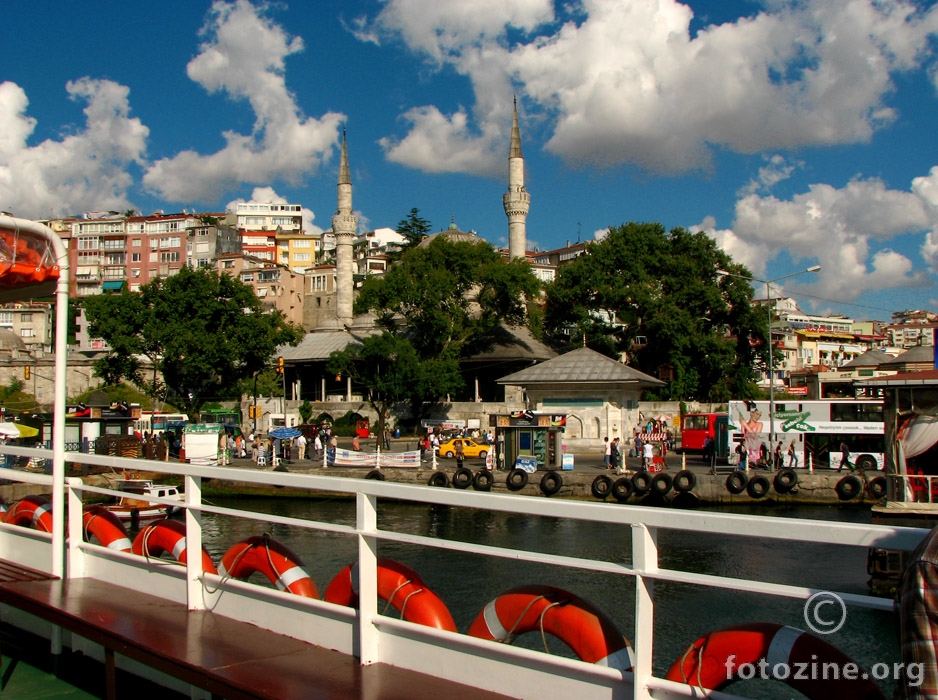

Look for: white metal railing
[0,444,927,700]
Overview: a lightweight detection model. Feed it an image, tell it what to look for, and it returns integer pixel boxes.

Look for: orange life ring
[219,535,316,597]
[323,558,457,631]
[132,519,217,574]
[82,506,131,552]
[467,584,633,670]
[665,622,886,699]
[4,495,53,532]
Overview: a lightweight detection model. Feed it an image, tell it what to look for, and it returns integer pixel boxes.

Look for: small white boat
[106,479,184,522]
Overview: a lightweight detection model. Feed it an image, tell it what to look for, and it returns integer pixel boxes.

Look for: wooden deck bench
[0,575,515,700]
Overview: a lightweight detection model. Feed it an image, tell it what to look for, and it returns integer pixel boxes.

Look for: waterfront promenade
[192,437,884,506]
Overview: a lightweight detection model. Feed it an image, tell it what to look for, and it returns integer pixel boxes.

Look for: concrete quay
[202,447,884,507]
[0,447,884,508]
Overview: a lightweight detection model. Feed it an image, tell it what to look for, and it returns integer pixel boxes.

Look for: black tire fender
[472,470,494,491]
[506,468,528,491]
[427,471,449,487]
[651,473,673,496]
[747,474,770,499]
[868,475,887,499]
[773,468,798,494]
[591,474,613,500]
[611,477,633,503]
[452,467,473,489]
[726,470,748,495]
[631,472,652,495]
[365,469,385,481]
[673,470,697,493]
[836,474,862,501]
[539,470,563,497]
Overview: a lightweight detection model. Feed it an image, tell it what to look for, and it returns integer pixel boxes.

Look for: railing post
[356,490,379,665]
[631,523,658,700]
[185,474,205,611]
[66,478,85,579]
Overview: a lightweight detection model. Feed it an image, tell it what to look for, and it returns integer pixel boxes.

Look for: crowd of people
[245,426,331,466]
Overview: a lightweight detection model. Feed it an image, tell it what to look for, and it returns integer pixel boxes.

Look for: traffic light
[276,357,284,374]
[23,366,29,380]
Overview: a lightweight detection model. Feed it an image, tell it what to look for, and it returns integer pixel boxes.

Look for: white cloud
[379,106,505,176]
[359,0,938,176]
[144,0,344,203]
[226,186,321,235]
[738,154,801,197]
[699,173,938,305]
[0,78,148,219]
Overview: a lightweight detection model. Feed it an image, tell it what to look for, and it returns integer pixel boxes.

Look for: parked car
[436,438,488,459]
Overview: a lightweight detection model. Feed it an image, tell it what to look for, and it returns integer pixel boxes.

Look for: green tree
[326,332,432,439]
[84,267,303,418]
[0,378,39,416]
[395,207,431,251]
[544,222,764,401]
[352,237,539,412]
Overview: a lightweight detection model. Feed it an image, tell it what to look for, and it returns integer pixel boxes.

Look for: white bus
[133,412,189,436]
[728,398,884,470]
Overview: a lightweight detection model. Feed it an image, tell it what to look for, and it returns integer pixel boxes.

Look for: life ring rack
[468,584,634,671]
[323,557,457,631]
[3,495,53,532]
[666,622,886,699]
[82,505,132,552]
[132,519,218,574]
[219,534,316,597]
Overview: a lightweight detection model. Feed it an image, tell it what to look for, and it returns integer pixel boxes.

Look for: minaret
[503,96,530,260]
[332,130,357,326]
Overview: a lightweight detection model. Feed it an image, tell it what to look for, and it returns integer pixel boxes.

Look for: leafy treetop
[544,222,765,401]
[83,267,303,418]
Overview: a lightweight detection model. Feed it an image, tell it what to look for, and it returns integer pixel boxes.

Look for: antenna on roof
[577,221,581,243]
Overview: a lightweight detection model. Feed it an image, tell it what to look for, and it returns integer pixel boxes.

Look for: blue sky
[4,0,938,321]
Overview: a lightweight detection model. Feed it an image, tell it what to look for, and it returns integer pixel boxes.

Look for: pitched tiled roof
[279,330,377,362]
[841,349,893,368]
[464,324,556,363]
[879,345,935,367]
[496,346,665,386]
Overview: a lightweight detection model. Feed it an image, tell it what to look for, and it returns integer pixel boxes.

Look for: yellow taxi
[436,438,489,459]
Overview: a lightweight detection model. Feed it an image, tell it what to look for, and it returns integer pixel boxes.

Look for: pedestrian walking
[838,441,853,471]
[603,437,611,469]
[642,441,654,471]
[787,440,798,468]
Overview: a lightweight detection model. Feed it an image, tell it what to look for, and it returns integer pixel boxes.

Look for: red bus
[681,412,728,453]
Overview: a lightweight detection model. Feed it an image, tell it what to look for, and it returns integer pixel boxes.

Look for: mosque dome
[417,217,483,248]
[0,329,26,352]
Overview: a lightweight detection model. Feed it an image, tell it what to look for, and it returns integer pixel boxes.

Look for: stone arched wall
[564,414,584,439]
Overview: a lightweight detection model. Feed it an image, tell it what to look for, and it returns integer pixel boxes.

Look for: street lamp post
[717,265,821,447]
